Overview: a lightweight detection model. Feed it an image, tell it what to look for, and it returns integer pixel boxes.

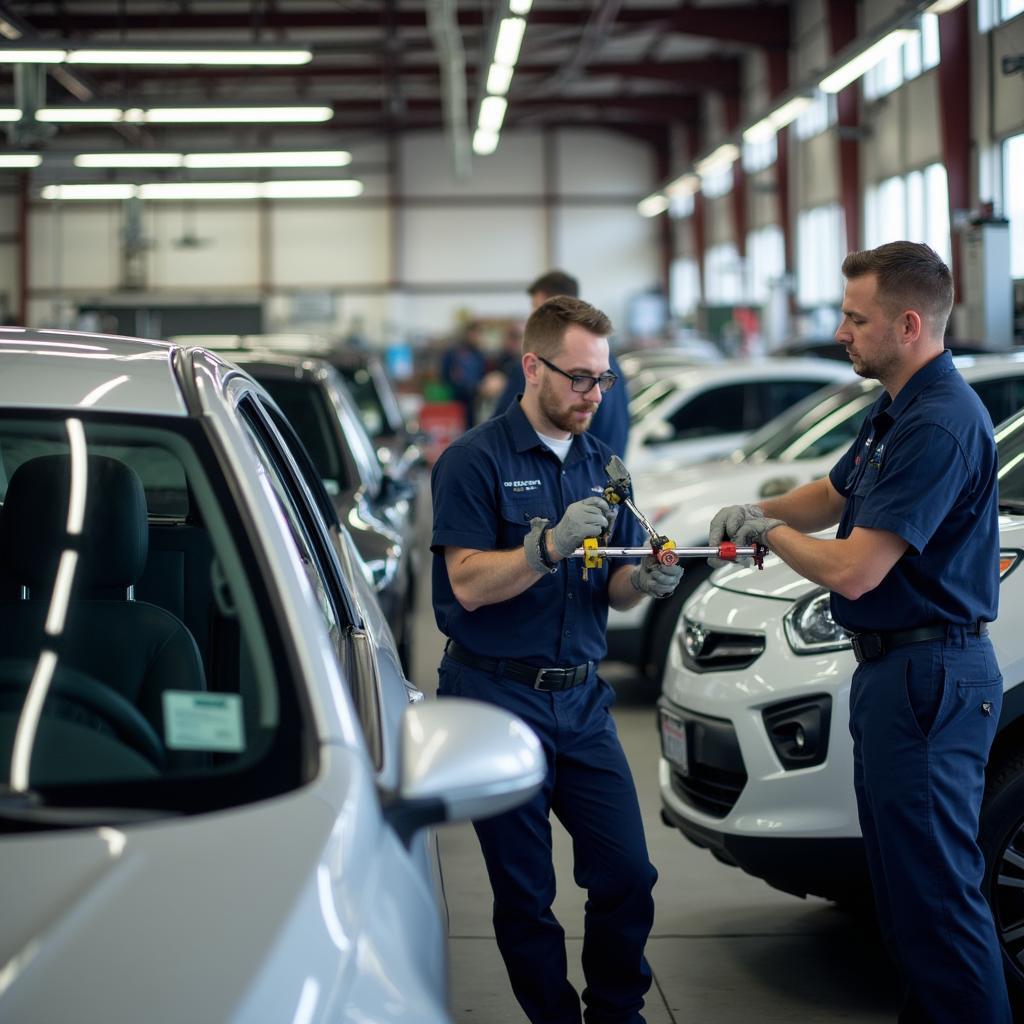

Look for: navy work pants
[848,629,1010,1023]
[437,654,657,1024]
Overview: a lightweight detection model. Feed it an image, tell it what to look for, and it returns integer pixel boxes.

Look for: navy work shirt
[828,350,999,632]
[431,399,645,666]
[491,350,630,457]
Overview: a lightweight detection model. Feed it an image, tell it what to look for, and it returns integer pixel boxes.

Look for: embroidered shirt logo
[503,478,542,492]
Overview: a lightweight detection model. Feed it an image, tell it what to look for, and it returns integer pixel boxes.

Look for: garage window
[1005,134,1024,280]
[864,164,951,265]
[797,204,844,307]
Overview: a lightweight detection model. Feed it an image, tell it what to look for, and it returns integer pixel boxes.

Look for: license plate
[660,712,689,775]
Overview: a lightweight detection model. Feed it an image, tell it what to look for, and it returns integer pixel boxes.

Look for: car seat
[0,453,207,767]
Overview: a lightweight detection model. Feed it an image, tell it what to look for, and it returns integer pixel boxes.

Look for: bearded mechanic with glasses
[431,295,683,1024]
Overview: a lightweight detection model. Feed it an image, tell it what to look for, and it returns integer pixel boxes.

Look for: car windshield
[629,377,680,424]
[335,364,388,439]
[997,409,1024,511]
[0,413,304,821]
[734,380,880,464]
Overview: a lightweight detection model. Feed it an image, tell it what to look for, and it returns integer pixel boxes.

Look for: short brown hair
[524,295,612,359]
[527,270,580,301]
[841,241,953,334]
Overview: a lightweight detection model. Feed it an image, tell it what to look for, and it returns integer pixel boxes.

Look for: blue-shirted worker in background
[708,241,1010,1024]
[491,270,630,457]
[431,296,683,1024]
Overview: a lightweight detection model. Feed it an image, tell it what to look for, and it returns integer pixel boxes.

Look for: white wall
[7,126,660,345]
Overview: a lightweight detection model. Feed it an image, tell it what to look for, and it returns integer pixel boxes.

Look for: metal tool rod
[571,546,763,560]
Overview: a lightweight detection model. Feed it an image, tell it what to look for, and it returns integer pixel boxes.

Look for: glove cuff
[524,517,558,574]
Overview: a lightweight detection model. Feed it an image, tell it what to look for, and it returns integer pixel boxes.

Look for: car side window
[661,384,747,441]
[753,379,834,428]
[972,377,1024,428]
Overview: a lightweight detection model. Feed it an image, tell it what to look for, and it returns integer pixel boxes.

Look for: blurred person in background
[440,320,488,431]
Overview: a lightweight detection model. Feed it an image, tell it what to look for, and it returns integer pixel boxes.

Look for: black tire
[645,561,713,683]
[979,754,1024,1012]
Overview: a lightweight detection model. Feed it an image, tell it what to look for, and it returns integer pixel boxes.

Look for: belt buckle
[851,632,882,664]
[534,668,562,691]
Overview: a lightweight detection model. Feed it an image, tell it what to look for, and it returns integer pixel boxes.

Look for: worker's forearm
[447,548,549,611]
[759,478,844,534]
[608,564,645,611]
[763,527,871,600]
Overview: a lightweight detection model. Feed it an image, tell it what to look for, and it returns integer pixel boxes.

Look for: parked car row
[0,328,543,1024]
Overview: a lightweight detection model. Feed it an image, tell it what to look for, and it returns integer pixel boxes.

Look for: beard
[848,323,902,382]
[538,376,598,435]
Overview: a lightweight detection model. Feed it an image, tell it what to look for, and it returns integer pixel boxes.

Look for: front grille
[680,620,765,674]
[665,708,747,818]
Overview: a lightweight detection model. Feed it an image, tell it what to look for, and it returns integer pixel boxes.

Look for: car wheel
[979,754,1024,1009]
[645,561,713,683]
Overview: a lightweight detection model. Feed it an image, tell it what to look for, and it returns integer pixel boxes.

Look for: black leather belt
[850,621,988,664]
[444,639,594,691]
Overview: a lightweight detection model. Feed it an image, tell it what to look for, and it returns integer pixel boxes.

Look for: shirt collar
[503,395,595,466]
[873,349,954,424]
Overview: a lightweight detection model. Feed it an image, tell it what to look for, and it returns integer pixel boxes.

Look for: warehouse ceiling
[1,1,792,163]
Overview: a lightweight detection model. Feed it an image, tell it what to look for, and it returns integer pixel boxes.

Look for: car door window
[236,396,384,767]
[972,376,1024,427]
[752,379,835,428]
[662,384,746,441]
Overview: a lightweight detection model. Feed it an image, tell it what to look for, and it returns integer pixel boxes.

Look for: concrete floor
[409,490,900,1023]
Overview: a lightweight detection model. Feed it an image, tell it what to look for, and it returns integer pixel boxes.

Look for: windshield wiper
[0,786,178,830]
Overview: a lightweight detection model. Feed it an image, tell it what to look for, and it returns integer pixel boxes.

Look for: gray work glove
[707,503,767,568]
[548,496,614,558]
[734,516,784,548]
[630,555,684,598]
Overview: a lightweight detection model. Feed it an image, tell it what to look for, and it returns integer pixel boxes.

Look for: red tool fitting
[656,548,679,566]
[718,541,737,560]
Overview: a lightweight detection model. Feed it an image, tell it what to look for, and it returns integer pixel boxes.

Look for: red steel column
[767,49,792,280]
[937,4,970,300]
[725,94,748,261]
[828,0,860,253]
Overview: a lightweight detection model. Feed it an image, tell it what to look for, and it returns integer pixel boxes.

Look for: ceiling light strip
[41,179,364,201]
[36,105,333,124]
[0,45,311,66]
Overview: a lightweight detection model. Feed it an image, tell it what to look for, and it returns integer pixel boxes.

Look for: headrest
[3,454,148,593]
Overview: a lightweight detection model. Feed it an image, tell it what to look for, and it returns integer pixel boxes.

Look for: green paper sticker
[162,691,245,752]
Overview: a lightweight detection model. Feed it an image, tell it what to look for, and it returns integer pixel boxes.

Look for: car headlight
[783,588,852,654]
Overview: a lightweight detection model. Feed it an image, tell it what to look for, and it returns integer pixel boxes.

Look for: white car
[609,353,1024,681]
[0,328,544,1023]
[657,404,1024,1006]
[625,358,853,474]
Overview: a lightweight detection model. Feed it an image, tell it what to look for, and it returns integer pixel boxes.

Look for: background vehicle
[625,359,852,473]
[657,404,1024,1007]
[608,354,1024,681]
[0,329,544,1024]
[225,351,418,669]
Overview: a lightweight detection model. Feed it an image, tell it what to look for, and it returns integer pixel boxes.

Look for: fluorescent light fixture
[0,48,66,63]
[0,154,41,168]
[41,179,364,201]
[665,173,700,197]
[183,150,351,168]
[509,0,533,13]
[925,0,966,12]
[143,106,333,123]
[36,107,125,122]
[75,152,184,168]
[694,143,739,177]
[494,17,526,67]
[66,47,311,66]
[743,95,813,142]
[637,194,669,218]
[487,62,514,96]
[36,105,333,124]
[0,108,20,121]
[819,29,917,93]
[478,95,508,133]
[473,129,500,155]
[42,183,138,200]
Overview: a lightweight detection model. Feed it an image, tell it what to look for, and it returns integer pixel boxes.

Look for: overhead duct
[426,0,470,179]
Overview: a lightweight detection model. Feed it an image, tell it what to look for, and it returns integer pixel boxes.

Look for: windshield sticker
[163,691,245,752]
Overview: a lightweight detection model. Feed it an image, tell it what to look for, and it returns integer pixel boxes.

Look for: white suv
[657,404,1024,1005]
[609,354,1024,683]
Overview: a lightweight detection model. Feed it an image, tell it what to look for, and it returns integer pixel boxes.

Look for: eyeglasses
[536,355,618,394]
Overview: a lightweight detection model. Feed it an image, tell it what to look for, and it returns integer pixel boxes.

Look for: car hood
[630,458,828,546]
[0,747,391,1024]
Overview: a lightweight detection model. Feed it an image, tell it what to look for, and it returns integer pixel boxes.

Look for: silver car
[0,328,543,1023]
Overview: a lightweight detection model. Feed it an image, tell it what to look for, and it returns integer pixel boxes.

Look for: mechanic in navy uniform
[491,270,630,457]
[432,295,682,1024]
[709,242,1010,1023]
